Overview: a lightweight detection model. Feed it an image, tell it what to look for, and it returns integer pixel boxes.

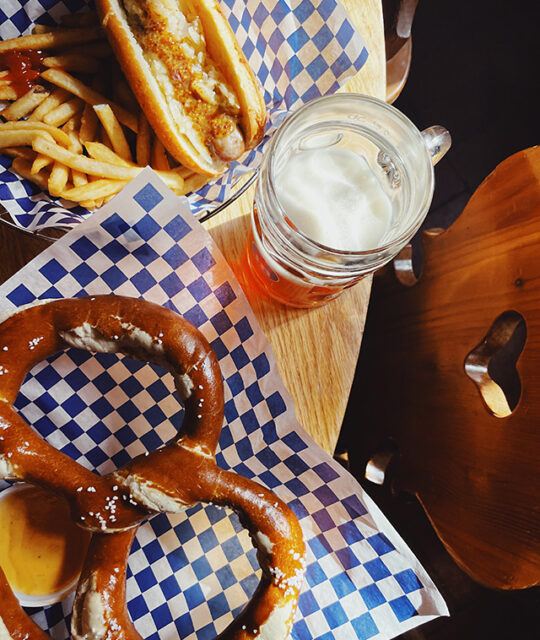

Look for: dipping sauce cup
[243,94,451,307]
[0,483,91,606]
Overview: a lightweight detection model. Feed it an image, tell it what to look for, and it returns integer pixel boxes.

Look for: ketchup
[0,49,45,97]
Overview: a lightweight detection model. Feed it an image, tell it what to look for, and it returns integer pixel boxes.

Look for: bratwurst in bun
[96,0,266,175]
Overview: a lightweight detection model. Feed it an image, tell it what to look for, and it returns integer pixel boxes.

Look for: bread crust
[96,0,266,176]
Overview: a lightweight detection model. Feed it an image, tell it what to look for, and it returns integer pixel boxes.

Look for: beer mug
[244,94,451,307]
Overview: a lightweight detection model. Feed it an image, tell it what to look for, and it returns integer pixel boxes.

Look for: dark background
[394,0,539,245]
[339,1,540,638]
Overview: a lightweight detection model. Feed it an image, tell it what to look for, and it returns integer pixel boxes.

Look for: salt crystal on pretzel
[0,295,305,640]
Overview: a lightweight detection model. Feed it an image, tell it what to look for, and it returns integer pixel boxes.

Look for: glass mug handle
[421,125,452,165]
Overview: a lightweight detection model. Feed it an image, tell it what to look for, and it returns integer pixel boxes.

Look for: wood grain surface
[355,146,540,589]
[0,1,385,455]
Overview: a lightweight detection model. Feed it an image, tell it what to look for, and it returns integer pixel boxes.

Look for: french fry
[62,114,82,137]
[79,103,99,143]
[33,136,145,179]
[28,118,77,174]
[151,137,170,171]
[71,169,88,188]
[0,130,55,148]
[11,158,50,192]
[65,121,83,153]
[84,141,135,168]
[32,137,185,191]
[181,172,211,194]
[61,179,128,202]
[63,123,82,149]
[48,161,69,197]
[80,200,98,210]
[43,54,101,74]
[65,124,87,187]
[136,112,151,166]
[31,155,53,174]
[28,88,70,122]
[93,103,132,162]
[40,69,138,132]
[43,97,84,127]
[32,24,58,34]
[0,121,72,147]
[1,86,50,121]
[2,147,37,162]
[99,124,113,149]
[172,165,194,178]
[0,27,104,53]
[0,86,17,101]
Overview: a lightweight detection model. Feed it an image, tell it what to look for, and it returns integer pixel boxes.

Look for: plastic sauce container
[0,483,91,606]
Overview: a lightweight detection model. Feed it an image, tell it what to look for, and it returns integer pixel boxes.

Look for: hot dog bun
[96,0,266,176]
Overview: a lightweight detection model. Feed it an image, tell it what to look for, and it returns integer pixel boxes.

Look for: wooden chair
[353,146,540,590]
[383,0,419,103]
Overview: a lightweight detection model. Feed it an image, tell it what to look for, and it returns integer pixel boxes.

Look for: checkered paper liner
[0,0,368,230]
[0,168,448,640]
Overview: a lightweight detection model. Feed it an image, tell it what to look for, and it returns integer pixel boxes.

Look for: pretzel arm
[0,566,50,640]
[211,470,306,640]
[0,403,145,532]
[72,528,140,640]
[112,436,220,513]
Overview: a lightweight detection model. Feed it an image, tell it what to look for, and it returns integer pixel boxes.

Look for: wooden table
[0,0,385,455]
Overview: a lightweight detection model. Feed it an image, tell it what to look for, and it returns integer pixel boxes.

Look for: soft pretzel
[0,296,305,640]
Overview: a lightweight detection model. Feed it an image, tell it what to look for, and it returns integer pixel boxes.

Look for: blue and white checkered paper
[0,0,368,229]
[0,169,448,640]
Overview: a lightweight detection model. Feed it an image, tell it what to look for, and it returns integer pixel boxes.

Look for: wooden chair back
[355,146,540,589]
[383,0,418,102]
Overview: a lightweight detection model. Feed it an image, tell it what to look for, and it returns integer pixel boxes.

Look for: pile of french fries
[0,10,210,210]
